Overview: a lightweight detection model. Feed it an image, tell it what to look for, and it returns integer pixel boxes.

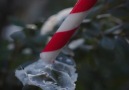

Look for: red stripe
[70,0,97,13]
[42,27,78,52]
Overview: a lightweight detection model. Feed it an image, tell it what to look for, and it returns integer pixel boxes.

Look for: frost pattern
[15,56,78,90]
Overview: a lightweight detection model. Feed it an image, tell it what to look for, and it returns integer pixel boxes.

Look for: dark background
[0,0,129,90]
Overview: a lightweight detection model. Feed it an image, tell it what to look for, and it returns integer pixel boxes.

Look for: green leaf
[109,5,129,20]
[100,37,115,50]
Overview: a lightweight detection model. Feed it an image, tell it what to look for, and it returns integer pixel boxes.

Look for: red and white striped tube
[40,0,97,63]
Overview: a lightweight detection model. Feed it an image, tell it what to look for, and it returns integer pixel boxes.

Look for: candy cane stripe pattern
[40,0,97,63]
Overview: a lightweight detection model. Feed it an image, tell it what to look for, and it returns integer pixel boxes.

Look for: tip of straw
[40,53,55,64]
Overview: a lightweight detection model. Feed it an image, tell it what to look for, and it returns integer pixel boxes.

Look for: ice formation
[15,55,77,90]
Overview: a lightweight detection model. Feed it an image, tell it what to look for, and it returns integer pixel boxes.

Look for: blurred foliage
[0,0,129,90]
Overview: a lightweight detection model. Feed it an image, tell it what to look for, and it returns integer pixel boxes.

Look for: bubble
[15,55,78,90]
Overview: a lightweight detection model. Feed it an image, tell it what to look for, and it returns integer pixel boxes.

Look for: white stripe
[40,12,88,63]
[57,11,87,32]
[40,49,61,62]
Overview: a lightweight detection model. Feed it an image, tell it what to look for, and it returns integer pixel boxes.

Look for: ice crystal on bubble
[15,55,77,90]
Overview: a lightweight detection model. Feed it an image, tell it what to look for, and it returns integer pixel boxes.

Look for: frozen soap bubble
[15,54,78,90]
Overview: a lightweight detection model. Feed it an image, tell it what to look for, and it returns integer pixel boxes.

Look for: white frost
[15,57,77,90]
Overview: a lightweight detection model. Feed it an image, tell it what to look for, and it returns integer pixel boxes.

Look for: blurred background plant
[0,0,129,90]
